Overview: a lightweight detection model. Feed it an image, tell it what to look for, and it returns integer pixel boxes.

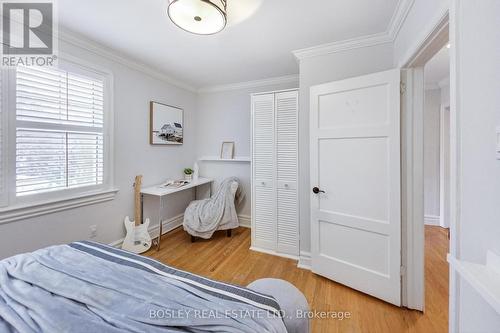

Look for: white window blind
[15,66,105,196]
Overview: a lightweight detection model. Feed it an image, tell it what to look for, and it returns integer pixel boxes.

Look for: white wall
[453,0,500,330]
[0,37,198,259]
[195,82,298,218]
[298,43,394,254]
[423,88,441,223]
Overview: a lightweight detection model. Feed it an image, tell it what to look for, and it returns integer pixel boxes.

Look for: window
[0,60,114,217]
[16,66,104,196]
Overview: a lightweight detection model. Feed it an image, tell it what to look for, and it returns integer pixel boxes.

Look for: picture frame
[150,101,184,145]
[220,141,235,159]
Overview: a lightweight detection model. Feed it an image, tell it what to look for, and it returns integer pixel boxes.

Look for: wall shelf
[448,251,500,315]
[198,156,251,163]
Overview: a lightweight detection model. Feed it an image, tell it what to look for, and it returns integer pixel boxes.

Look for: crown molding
[198,74,299,94]
[387,0,415,40]
[292,32,393,61]
[58,28,197,93]
[293,0,415,61]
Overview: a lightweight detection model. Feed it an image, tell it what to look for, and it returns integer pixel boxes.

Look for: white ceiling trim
[58,29,197,93]
[292,0,415,61]
[198,74,299,94]
[387,0,415,39]
[292,32,393,60]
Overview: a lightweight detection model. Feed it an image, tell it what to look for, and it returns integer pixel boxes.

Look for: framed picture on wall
[220,141,235,159]
[150,101,183,145]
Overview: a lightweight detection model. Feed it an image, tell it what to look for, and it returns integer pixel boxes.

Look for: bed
[0,241,309,333]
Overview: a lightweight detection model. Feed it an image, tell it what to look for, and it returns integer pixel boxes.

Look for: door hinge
[400,265,406,276]
[400,81,406,95]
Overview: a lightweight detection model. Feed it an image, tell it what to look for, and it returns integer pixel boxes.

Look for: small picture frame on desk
[220,141,235,159]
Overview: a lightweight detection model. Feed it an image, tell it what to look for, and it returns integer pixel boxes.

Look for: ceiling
[424,45,450,86]
[59,0,401,89]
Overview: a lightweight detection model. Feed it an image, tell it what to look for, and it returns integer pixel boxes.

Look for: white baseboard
[109,214,184,248]
[249,246,299,261]
[298,251,312,270]
[238,214,251,228]
[424,214,441,226]
[110,214,251,248]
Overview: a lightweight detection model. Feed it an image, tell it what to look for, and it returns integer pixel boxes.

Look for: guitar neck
[134,175,142,226]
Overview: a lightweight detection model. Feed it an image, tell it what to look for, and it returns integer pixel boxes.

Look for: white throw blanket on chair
[183,177,240,239]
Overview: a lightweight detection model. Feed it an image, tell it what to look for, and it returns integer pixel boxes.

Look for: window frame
[0,53,116,221]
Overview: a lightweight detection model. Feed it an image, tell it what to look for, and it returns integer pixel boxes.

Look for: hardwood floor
[145,225,449,333]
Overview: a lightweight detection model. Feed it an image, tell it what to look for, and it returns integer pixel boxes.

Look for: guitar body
[122,175,152,253]
[122,216,152,253]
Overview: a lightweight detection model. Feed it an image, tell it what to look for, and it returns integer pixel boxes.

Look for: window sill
[0,188,119,225]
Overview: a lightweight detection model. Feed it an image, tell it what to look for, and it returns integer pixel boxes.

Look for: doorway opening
[422,42,451,328]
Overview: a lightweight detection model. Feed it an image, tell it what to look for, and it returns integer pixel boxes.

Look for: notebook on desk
[160,180,190,189]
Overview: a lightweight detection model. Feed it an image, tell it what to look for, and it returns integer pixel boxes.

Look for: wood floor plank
[145,225,449,332]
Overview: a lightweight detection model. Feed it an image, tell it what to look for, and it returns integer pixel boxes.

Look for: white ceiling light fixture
[167,0,227,35]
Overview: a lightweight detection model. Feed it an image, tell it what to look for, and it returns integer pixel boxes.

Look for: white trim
[400,6,451,312]
[297,251,312,270]
[401,67,425,311]
[250,246,299,261]
[424,215,440,226]
[3,58,116,208]
[0,188,118,225]
[292,33,393,60]
[251,88,299,97]
[398,3,450,68]
[448,2,462,331]
[439,103,451,229]
[198,75,299,94]
[292,0,414,60]
[110,213,250,248]
[238,214,251,228]
[58,29,197,93]
[387,0,415,39]
[198,156,251,163]
[448,251,500,316]
[109,213,184,248]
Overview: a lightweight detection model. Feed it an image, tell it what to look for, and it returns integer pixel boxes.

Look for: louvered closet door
[276,91,299,255]
[251,93,276,250]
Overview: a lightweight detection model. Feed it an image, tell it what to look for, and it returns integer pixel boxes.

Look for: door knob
[312,187,325,194]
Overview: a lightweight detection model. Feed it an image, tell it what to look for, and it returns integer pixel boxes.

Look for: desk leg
[157,196,162,251]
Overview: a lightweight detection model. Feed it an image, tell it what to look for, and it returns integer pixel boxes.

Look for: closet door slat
[275,91,299,255]
[251,93,276,250]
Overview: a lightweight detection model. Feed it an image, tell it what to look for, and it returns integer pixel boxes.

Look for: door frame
[439,102,451,229]
[399,7,455,314]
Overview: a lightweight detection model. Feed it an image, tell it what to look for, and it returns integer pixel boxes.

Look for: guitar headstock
[134,175,143,188]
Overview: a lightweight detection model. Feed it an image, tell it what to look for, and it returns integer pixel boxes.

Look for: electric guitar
[122,175,152,253]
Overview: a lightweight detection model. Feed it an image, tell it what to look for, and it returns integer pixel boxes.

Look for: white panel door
[251,93,276,250]
[310,69,401,306]
[276,91,299,255]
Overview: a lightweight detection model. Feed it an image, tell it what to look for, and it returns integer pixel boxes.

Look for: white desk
[141,177,213,251]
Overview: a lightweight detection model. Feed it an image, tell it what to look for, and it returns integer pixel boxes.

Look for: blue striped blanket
[0,241,286,333]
